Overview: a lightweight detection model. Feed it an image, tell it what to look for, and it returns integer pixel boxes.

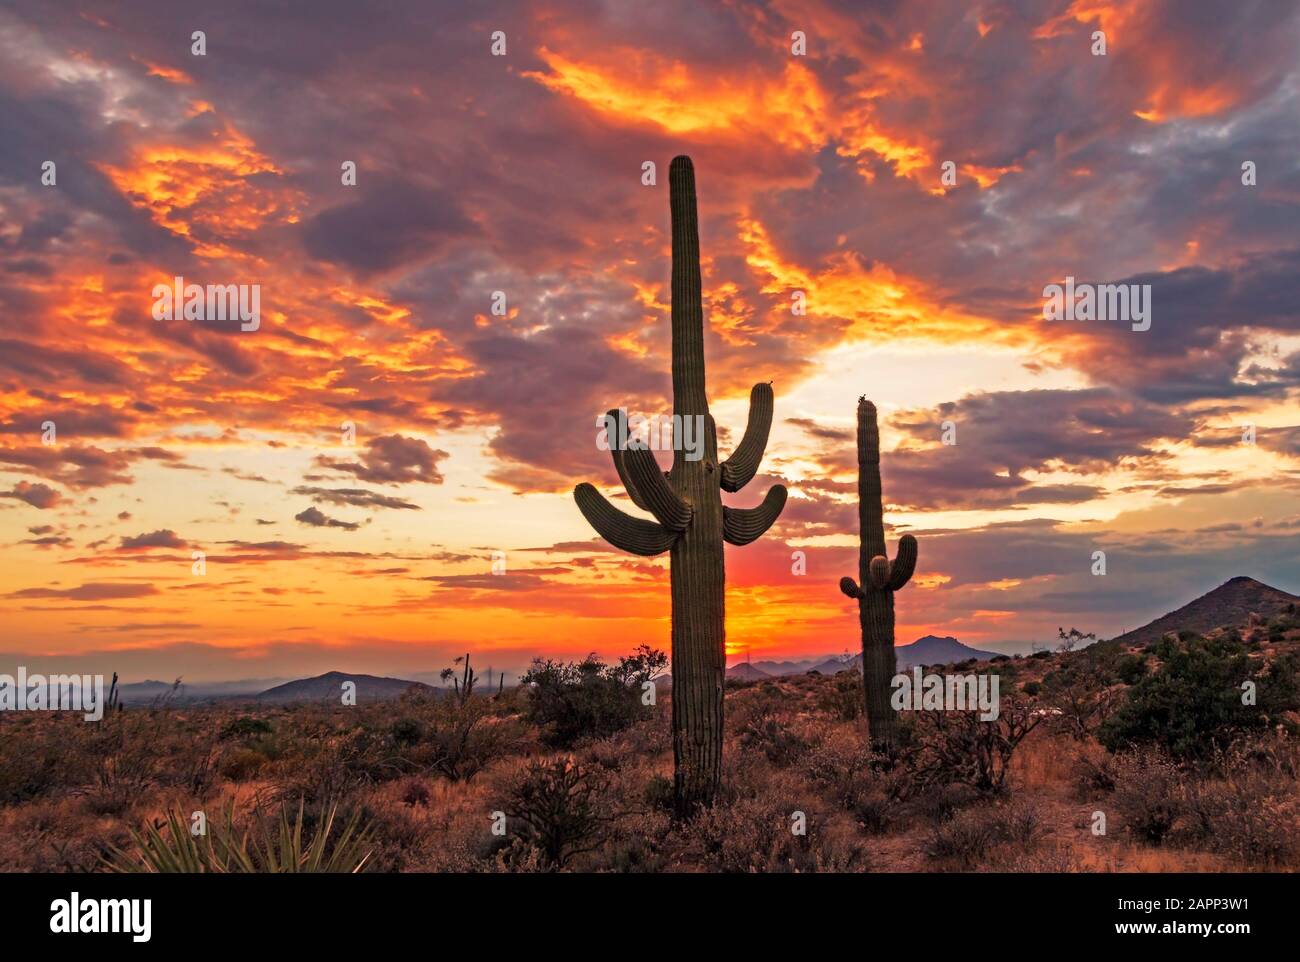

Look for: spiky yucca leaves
[574,157,787,814]
[104,799,373,873]
[839,397,918,753]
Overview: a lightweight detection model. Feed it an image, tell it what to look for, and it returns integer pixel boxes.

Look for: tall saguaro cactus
[839,397,918,753]
[574,156,787,813]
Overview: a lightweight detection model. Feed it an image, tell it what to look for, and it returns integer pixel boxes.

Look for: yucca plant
[104,799,373,873]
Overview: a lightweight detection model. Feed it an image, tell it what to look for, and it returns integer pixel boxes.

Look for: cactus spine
[574,156,787,814]
[839,397,917,753]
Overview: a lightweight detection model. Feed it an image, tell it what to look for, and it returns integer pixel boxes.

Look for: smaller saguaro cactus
[440,653,477,704]
[839,396,917,753]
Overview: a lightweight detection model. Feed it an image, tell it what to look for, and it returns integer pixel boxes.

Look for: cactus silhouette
[574,156,787,813]
[839,397,917,753]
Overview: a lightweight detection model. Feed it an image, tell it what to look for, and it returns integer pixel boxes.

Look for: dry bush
[1070,740,1119,801]
[908,780,982,825]
[909,701,1044,793]
[220,748,267,783]
[924,799,1043,868]
[799,727,896,833]
[500,757,614,869]
[1111,748,1185,846]
[1181,737,1300,866]
[997,842,1091,872]
[679,795,866,873]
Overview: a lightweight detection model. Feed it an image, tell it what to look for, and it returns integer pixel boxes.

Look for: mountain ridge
[1110,576,1298,647]
[256,670,434,704]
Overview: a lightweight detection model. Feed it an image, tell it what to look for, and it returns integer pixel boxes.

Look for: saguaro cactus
[839,397,918,753]
[574,156,787,813]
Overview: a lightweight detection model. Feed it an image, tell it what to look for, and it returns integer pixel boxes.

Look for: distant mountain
[741,636,998,679]
[726,663,771,681]
[751,658,820,676]
[115,678,292,704]
[256,671,434,704]
[116,680,183,705]
[1110,576,1299,648]
[896,635,999,668]
[808,656,861,675]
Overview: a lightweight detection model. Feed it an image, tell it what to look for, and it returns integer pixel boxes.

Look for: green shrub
[1098,634,1300,761]
[1115,654,1147,685]
[521,647,666,748]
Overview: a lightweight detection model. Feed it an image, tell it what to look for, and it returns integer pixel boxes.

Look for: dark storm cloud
[300,182,477,275]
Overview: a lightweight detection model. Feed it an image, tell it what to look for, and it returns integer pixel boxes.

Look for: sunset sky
[1,0,1298,684]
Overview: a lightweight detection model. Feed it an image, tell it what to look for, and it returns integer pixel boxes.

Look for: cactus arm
[604,410,652,511]
[839,576,862,599]
[574,483,676,556]
[721,484,787,546]
[720,382,774,492]
[623,441,693,531]
[888,534,918,590]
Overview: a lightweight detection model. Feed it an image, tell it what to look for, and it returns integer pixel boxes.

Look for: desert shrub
[681,795,865,872]
[220,748,267,782]
[1041,644,1121,740]
[1181,739,1300,865]
[220,716,272,740]
[800,732,875,802]
[738,712,809,767]
[405,691,529,781]
[521,647,666,748]
[399,777,431,808]
[80,713,162,814]
[998,843,1089,872]
[910,700,1044,793]
[1099,633,1300,762]
[1184,774,1297,865]
[1070,741,1119,800]
[502,757,611,869]
[924,800,1041,867]
[849,793,892,834]
[273,726,389,802]
[1021,681,1041,696]
[1111,748,1185,845]
[0,719,75,804]
[1115,654,1147,685]
[924,809,998,865]
[389,717,421,747]
[909,780,981,824]
[642,775,675,812]
[816,670,863,721]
